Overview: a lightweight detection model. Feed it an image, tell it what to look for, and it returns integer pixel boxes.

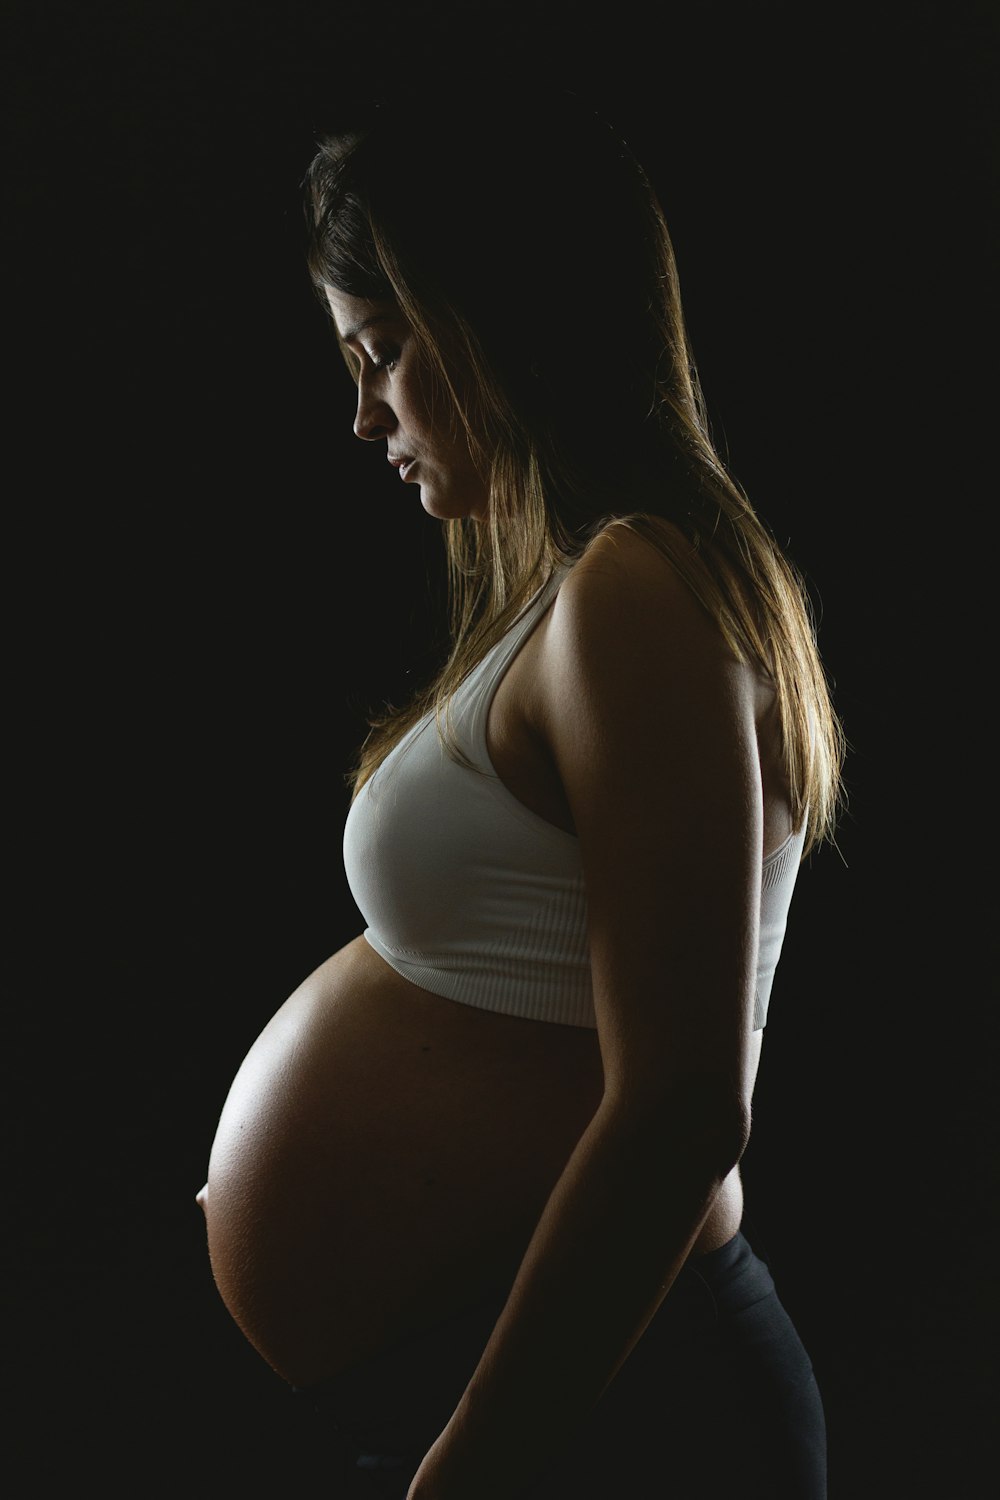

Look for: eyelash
[369,347,400,372]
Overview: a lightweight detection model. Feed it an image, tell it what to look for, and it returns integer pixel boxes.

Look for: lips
[388,455,417,481]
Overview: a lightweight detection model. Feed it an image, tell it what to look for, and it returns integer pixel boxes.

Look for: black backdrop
[6,2,995,1493]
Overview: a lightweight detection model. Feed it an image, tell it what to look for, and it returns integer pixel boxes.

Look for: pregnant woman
[198,84,844,1498]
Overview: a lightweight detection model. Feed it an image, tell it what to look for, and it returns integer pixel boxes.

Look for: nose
[354,378,395,441]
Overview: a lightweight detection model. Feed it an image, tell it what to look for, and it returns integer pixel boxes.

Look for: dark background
[6,1,995,1493]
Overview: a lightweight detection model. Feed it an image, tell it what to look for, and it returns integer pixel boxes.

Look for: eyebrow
[337,313,400,346]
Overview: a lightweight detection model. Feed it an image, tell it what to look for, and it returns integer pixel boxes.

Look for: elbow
[604,1078,751,1178]
[723,1101,752,1171]
[687,1100,750,1179]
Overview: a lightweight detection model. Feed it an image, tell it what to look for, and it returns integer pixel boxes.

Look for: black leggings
[292,1228,827,1498]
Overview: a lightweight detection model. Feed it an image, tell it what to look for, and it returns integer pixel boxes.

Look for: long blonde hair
[304,89,846,858]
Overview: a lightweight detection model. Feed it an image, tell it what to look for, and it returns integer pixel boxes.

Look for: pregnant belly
[202,935,606,1386]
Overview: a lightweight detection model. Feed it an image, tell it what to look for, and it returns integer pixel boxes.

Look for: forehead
[323,287,403,343]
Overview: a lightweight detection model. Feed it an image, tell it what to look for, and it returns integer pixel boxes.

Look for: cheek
[404,359,462,441]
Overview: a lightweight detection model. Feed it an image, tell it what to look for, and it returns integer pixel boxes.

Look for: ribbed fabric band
[344,561,805,1031]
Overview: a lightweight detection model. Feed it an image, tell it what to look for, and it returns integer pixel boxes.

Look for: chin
[420,489,486,522]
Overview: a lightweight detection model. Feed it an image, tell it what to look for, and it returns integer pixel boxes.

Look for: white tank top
[343,560,805,1029]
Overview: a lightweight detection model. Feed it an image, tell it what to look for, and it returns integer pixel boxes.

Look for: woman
[198,85,844,1498]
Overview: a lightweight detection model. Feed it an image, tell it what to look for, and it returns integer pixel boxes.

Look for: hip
[293,1228,827,1498]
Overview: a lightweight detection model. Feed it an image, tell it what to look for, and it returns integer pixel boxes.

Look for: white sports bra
[343,561,805,1029]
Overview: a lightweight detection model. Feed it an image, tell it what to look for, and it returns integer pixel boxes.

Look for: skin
[401,525,784,1500]
[324,288,490,522]
[197,288,795,1498]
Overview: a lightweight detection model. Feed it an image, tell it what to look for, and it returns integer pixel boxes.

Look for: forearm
[407,1096,743,1500]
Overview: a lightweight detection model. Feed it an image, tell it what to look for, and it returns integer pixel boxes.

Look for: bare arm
[407,1089,743,1498]
[408,526,765,1498]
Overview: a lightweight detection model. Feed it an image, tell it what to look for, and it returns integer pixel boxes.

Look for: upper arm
[536,527,763,1137]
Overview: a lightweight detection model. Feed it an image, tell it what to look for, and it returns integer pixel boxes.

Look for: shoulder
[536,520,750,744]
[562,519,727,638]
[533,518,763,831]
[531,520,769,1112]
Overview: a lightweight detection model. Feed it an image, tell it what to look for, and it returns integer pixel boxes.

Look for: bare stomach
[202,934,751,1387]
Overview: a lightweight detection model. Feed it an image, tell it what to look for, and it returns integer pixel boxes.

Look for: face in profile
[324,288,489,522]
